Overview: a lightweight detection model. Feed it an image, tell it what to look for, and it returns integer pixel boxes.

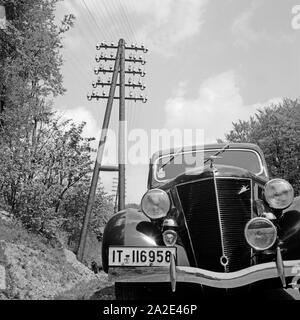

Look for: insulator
[108,76,112,82]
[100,41,105,46]
[94,68,99,75]
[131,44,135,48]
[92,81,97,88]
[128,77,132,84]
[109,65,113,70]
[87,93,92,100]
[128,65,132,71]
[102,91,106,96]
[129,91,133,97]
[139,55,142,60]
[96,44,101,50]
[138,79,142,85]
[95,55,100,62]
[138,66,142,72]
[111,42,114,46]
[92,90,96,96]
[99,63,104,70]
[110,51,114,58]
[97,76,101,82]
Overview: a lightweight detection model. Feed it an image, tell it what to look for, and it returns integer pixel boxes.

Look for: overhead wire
[89,0,115,41]
[81,0,110,41]
[110,0,132,44]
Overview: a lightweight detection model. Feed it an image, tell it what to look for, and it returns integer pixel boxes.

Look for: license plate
[108,246,176,267]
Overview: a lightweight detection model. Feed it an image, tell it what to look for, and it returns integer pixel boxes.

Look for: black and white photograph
[0,0,300,310]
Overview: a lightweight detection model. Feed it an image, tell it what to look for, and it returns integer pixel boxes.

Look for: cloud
[58,106,99,140]
[231,2,266,49]
[67,0,207,56]
[164,71,281,143]
[130,0,208,54]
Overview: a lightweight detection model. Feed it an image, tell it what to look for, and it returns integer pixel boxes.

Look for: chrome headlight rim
[141,188,171,220]
[264,178,294,209]
[244,217,277,251]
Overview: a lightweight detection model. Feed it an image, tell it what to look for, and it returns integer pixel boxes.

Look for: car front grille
[176,177,252,272]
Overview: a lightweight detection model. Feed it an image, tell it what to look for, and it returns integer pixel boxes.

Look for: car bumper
[109,260,300,289]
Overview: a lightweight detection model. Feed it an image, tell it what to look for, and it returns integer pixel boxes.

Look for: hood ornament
[238,185,250,195]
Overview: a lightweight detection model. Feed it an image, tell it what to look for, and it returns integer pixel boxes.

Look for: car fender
[101,208,189,272]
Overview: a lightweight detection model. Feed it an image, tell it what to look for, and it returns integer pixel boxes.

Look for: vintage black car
[102,143,300,299]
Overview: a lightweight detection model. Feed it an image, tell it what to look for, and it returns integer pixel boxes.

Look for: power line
[116,0,137,44]
[81,0,110,41]
[89,0,114,41]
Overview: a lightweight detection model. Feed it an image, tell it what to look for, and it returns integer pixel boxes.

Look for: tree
[224,98,300,195]
[61,181,114,247]
[0,1,114,242]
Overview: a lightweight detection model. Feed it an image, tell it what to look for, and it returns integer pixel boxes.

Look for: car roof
[150,143,265,162]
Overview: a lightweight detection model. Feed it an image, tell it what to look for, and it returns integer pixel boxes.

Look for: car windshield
[154,149,262,181]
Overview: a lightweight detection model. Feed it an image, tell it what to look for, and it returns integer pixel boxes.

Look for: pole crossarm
[94,68,146,77]
[92,81,146,90]
[95,56,146,65]
[96,42,148,53]
[87,94,147,103]
[100,166,119,172]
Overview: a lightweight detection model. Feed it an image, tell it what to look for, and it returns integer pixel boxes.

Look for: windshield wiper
[158,143,230,171]
[204,143,230,165]
[158,146,184,170]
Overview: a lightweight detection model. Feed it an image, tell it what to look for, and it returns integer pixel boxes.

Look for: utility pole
[112,176,127,213]
[0,4,7,124]
[77,39,147,262]
[119,39,126,211]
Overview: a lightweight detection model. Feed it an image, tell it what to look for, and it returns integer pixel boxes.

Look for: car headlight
[264,178,294,209]
[141,189,170,219]
[244,217,277,251]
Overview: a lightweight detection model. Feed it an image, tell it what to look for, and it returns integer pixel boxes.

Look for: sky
[54,0,300,203]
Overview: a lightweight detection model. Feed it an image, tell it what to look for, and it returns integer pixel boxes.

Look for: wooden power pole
[77,39,147,262]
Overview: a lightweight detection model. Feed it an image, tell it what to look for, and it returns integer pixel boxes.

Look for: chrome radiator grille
[176,177,252,272]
